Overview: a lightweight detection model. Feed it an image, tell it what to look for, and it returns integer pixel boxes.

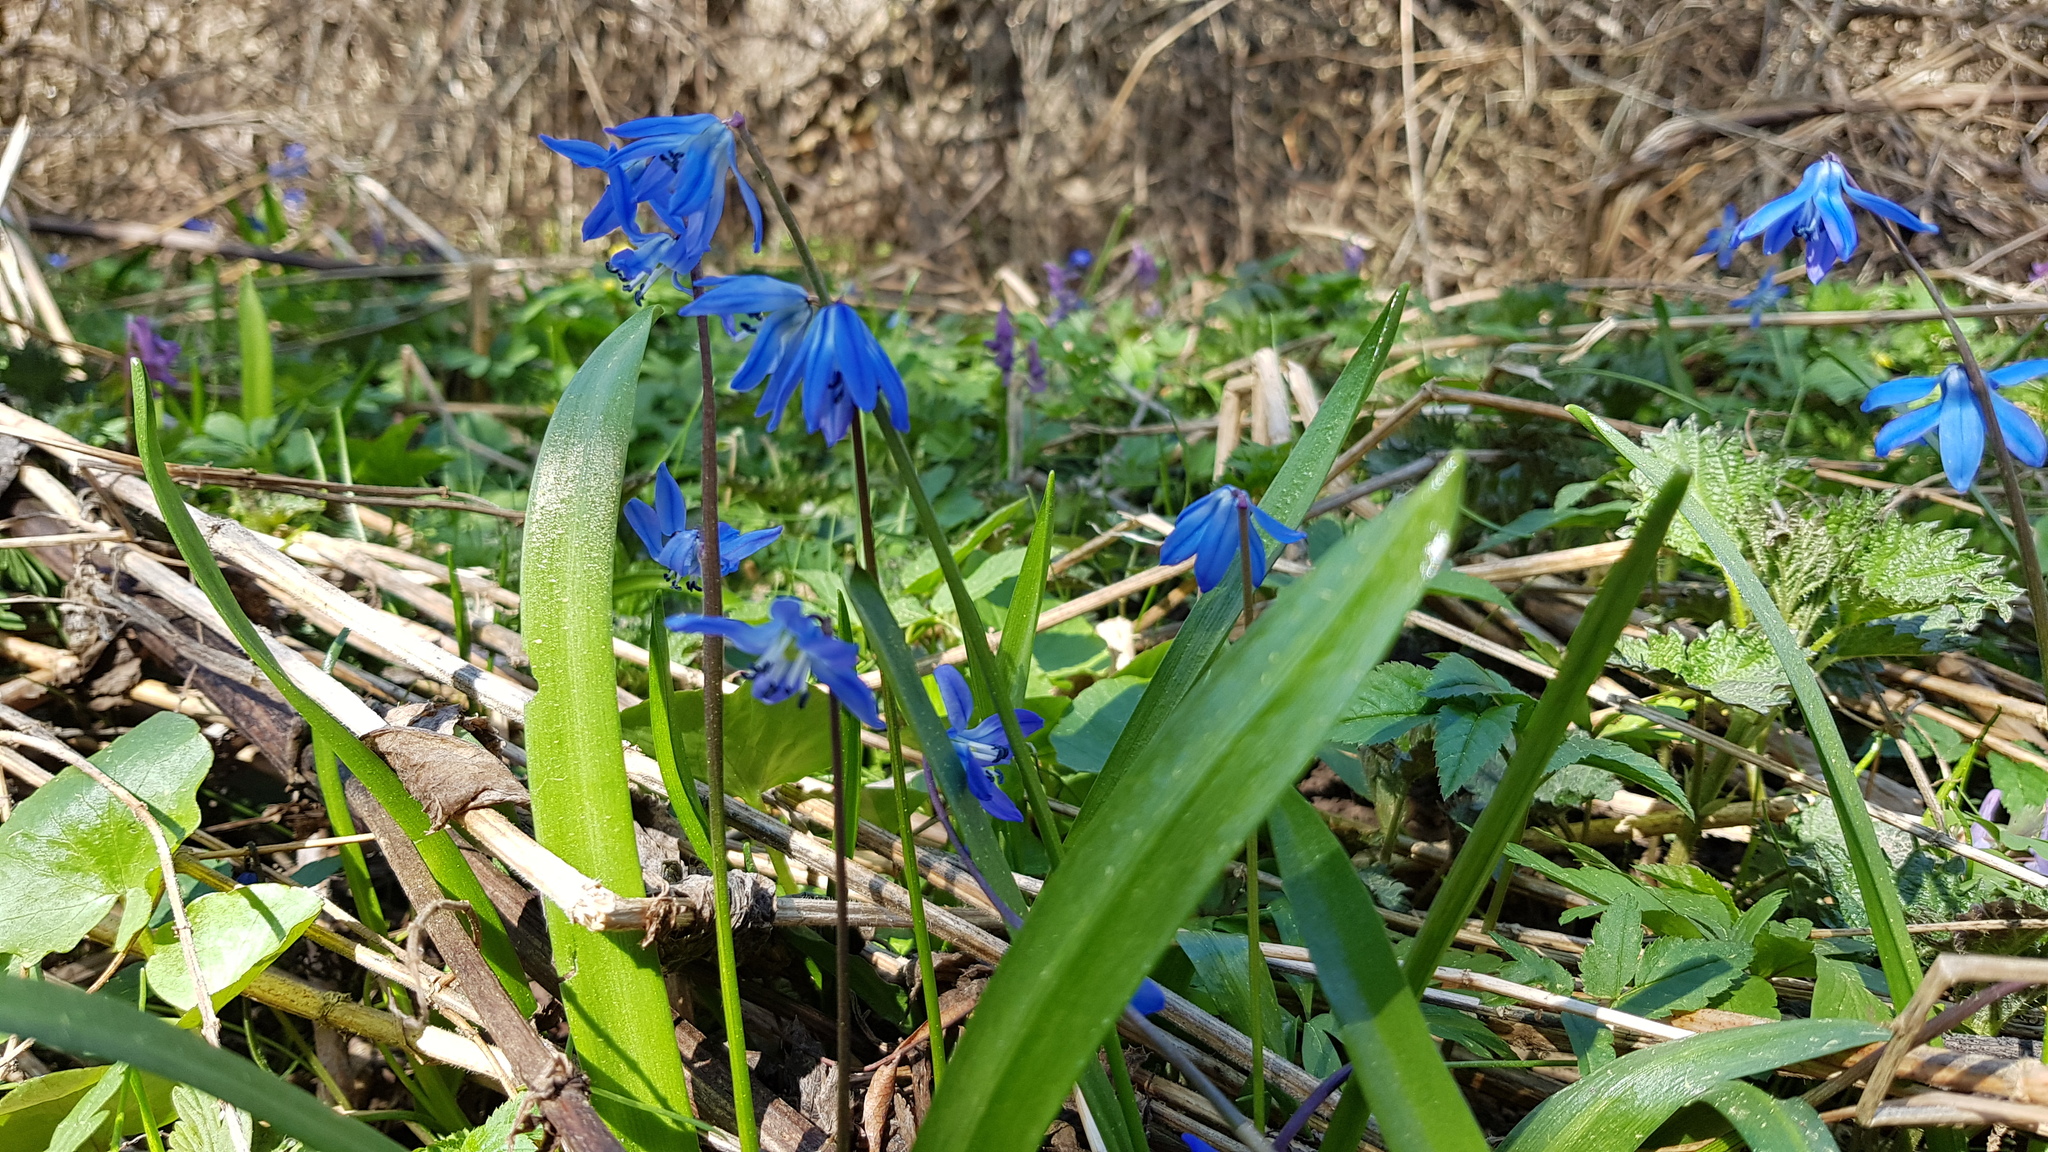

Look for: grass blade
[845,565,1027,914]
[1402,467,1691,991]
[1499,1020,1883,1151]
[1075,287,1409,837]
[1571,406,1922,999]
[521,308,699,1152]
[0,975,405,1152]
[236,276,272,423]
[127,363,530,1011]
[998,478,1058,709]
[1696,1081,1837,1152]
[1268,790,1488,1152]
[912,455,1462,1152]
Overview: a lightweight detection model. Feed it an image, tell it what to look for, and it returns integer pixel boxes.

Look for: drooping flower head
[1129,244,1159,292]
[540,114,763,298]
[625,463,781,589]
[1160,485,1308,594]
[1342,243,1367,273]
[986,304,1016,375]
[1730,274,1789,328]
[1732,154,1937,283]
[1025,339,1047,394]
[1695,204,1740,270]
[930,664,1043,823]
[125,316,181,387]
[670,597,883,728]
[1862,360,2048,491]
[681,275,910,445]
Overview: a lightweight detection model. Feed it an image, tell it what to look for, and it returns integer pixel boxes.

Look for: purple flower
[1342,243,1367,273]
[1043,261,1084,322]
[669,597,883,728]
[1730,275,1789,327]
[1129,244,1159,292]
[268,142,309,182]
[986,304,1016,374]
[1068,248,1092,269]
[624,463,781,589]
[1974,790,2004,850]
[2031,261,2048,284]
[1863,360,2048,491]
[125,316,181,387]
[1025,339,1046,394]
[1160,485,1307,594]
[931,664,1043,823]
[1732,154,1937,283]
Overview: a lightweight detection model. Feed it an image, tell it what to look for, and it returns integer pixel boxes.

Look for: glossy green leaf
[1075,287,1410,837]
[0,976,404,1152]
[845,567,1026,913]
[236,277,272,423]
[46,1062,133,1152]
[1268,791,1488,1152]
[0,712,208,967]
[913,454,1461,1152]
[129,365,531,1012]
[1499,1020,1882,1151]
[998,481,1059,709]
[1579,896,1641,1002]
[1176,930,1288,1051]
[1404,467,1690,992]
[520,308,697,1152]
[145,885,323,1019]
[1572,406,1921,999]
[1698,1080,1839,1152]
[1810,958,1890,1026]
[0,1065,174,1151]
[624,684,831,805]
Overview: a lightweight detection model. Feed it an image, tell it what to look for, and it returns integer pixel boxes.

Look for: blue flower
[681,276,911,444]
[1729,275,1788,327]
[540,114,763,297]
[986,304,1016,374]
[1695,204,1740,270]
[1732,153,1936,283]
[669,597,883,728]
[1130,977,1167,1016]
[125,316,180,387]
[930,665,1043,823]
[269,142,309,181]
[1160,486,1307,594]
[1862,360,2048,491]
[624,464,781,589]
[1068,248,1092,269]
[1342,243,1366,273]
[1180,1137,1218,1152]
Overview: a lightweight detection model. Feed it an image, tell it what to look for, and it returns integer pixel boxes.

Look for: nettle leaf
[1614,623,1789,713]
[146,885,324,1020]
[1534,759,1621,809]
[1422,653,1527,702]
[0,713,210,966]
[1435,702,1519,795]
[1328,661,1437,746]
[1620,420,1794,567]
[1836,496,2017,630]
[1546,731,1690,814]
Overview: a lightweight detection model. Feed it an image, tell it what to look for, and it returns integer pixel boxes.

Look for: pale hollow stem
[693,280,759,1152]
[1235,501,1266,1136]
[1881,224,2048,677]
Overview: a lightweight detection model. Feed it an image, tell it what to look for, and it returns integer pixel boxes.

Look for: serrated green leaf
[425,1095,542,1152]
[1546,731,1691,814]
[1435,702,1518,794]
[1838,494,2018,630]
[1421,653,1525,701]
[1810,957,1890,1025]
[1613,623,1789,712]
[1176,930,1290,1055]
[1329,662,1436,746]
[1580,897,1641,1001]
[1613,939,1752,1018]
[0,713,209,967]
[1492,936,1573,996]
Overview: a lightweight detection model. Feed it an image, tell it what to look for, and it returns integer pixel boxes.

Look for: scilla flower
[1730,274,1788,327]
[670,597,883,728]
[1695,204,1740,270]
[1732,154,1936,282]
[125,316,180,387]
[1160,486,1307,594]
[625,464,780,589]
[1862,360,2048,491]
[986,304,1016,374]
[682,275,910,445]
[931,665,1042,823]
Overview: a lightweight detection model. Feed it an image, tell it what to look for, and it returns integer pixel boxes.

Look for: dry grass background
[5,0,2048,300]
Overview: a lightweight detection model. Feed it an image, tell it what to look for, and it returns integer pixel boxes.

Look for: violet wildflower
[1729,274,1788,327]
[1342,243,1367,273]
[930,665,1042,823]
[625,463,781,589]
[268,142,309,182]
[1129,244,1159,292]
[1025,339,1047,393]
[1695,204,1740,270]
[1973,790,2004,850]
[670,597,883,728]
[125,316,181,387]
[681,274,911,445]
[1160,485,1307,594]
[1043,261,1084,321]
[1732,153,1936,283]
[986,304,1016,374]
[1862,360,2048,491]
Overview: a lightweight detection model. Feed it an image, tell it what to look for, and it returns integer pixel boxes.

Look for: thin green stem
[310,730,386,937]
[885,713,948,1082]
[1102,1039,1144,1150]
[330,408,365,542]
[732,122,830,301]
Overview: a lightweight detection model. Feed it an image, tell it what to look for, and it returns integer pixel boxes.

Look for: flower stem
[1235,500,1266,1138]
[732,122,830,301]
[1881,224,2048,682]
[830,703,853,1152]
[692,272,758,1152]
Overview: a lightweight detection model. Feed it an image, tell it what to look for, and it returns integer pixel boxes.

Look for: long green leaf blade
[1077,288,1409,836]
[845,566,1026,913]
[1698,1081,1838,1152]
[913,455,1462,1152]
[127,364,531,1011]
[1403,467,1691,991]
[0,976,405,1152]
[521,308,698,1152]
[1268,791,1487,1152]
[1500,1020,1883,1151]
[1571,406,1921,999]
[998,479,1058,709]
[236,276,272,423]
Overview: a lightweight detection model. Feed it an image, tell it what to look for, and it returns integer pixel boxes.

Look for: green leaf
[1328,662,1436,746]
[1613,939,1752,1018]
[1176,930,1289,1051]
[1493,936,1574,996]
[1075,287,1411,837]
[1425,570,1511,607]
[846,567,1027,914]
[1810,958,1891,1025]
[914,454,1461,1152]
[44,1061,133,1152]
[425,1095,542,1152]
[1404,467,1690,992]
[998,483,1060,709]
[1268,791,1488,1151]
[0,976,403,1152]
[1421,1003,1515,1059]
[1048,677,1147,774]
[1498,1020,1885,1151]
[1579,897,1641,1001]
[1421,653,1525,701]
[1576,405,1923,999]
[623,686,831,804]
[520,307,697,1151]
[1613,623,1789,712]
[236,277,272,424]
[1837,495,2017,631]
[0,1066,174,1151]
[347,416,456,489]
[0,712,208,967]
[905,496,1028,598]
[1697,1081,1839,1152]
[144,885,323,1019]
[1546,732,1690,815]
[1435,702,1518,794]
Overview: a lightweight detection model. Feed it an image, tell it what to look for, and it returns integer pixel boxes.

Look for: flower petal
[965,764,1023,822]
[538,135,611,168]
[934,665,976,731]
[1937,377,1987,490]
[1989,359,2048,389]
[681,275,811,317]
[816,659,885,730]
[1860,375,1938,411]
[1992,393,2048,467]
[1843,187,1938,234]
[667,614,775,653]
[1872,402,1941,457]
[718,526,783,571]
[1250,503,1307,545]
[624,498,663,559]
